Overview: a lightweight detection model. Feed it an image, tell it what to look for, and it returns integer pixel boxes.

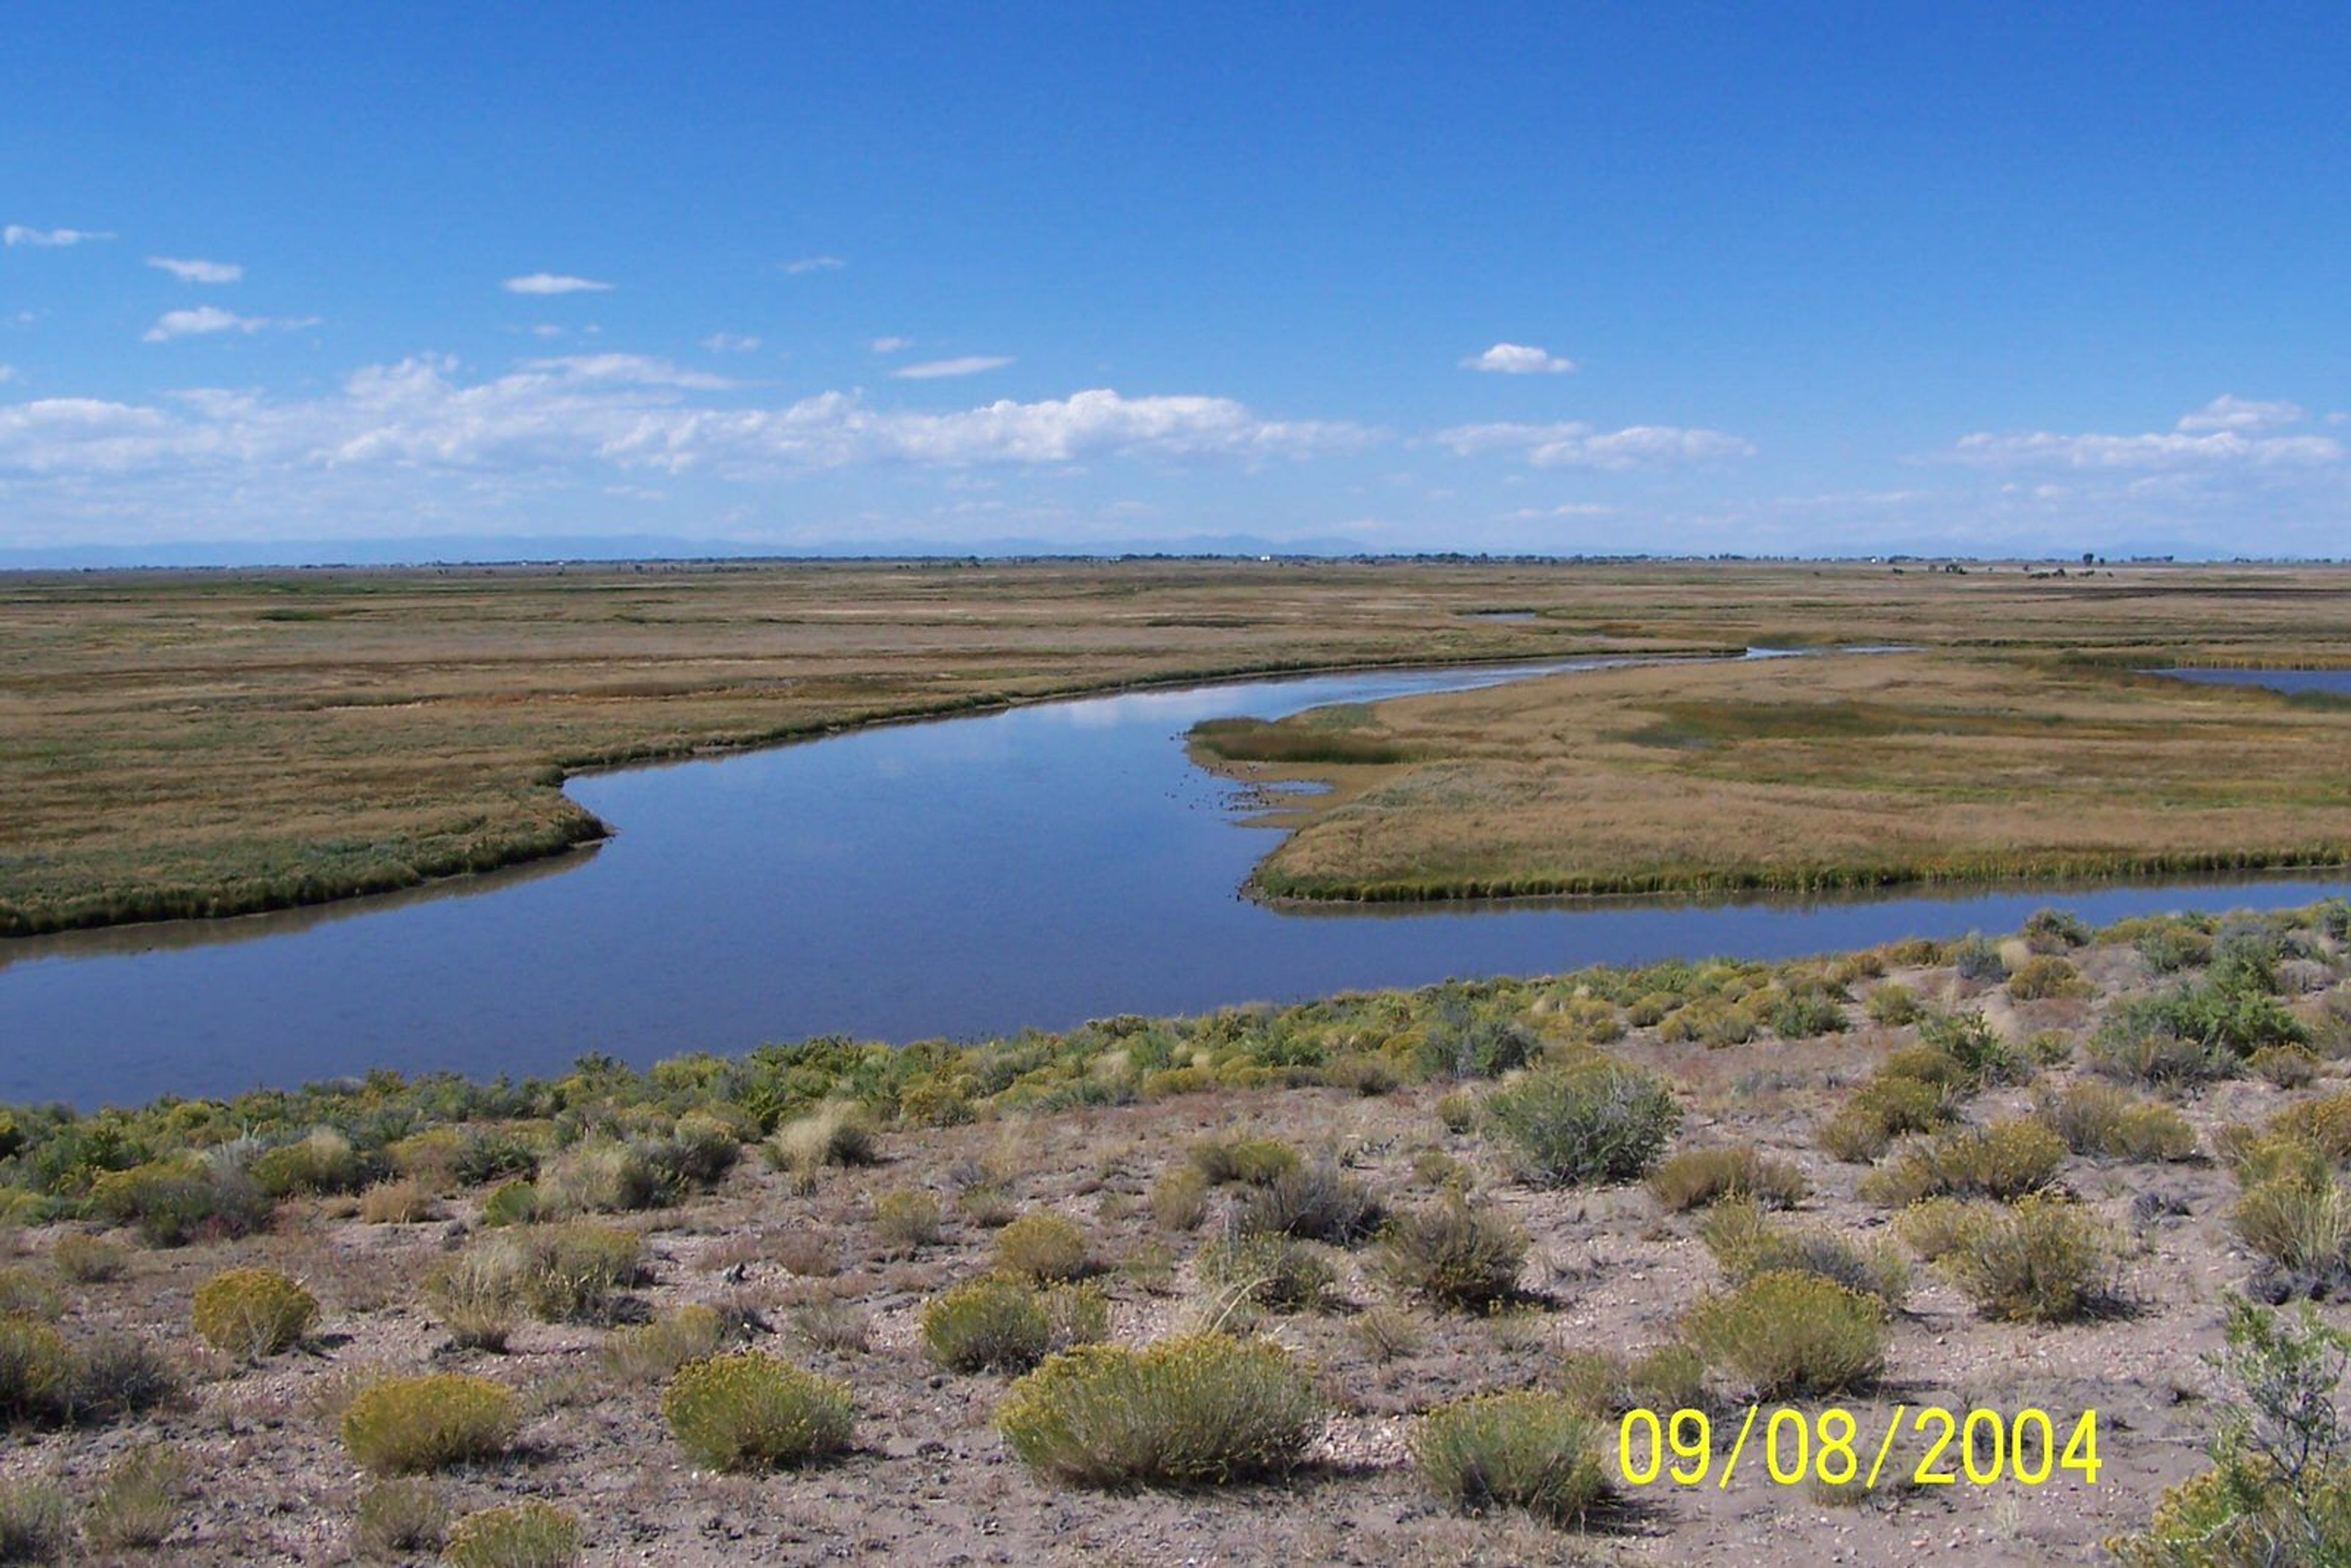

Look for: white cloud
[0,358,1371,489]
[1461,342,1577,375]
[147,257,243,284]
[141,307,321,343]
[699,332,762,353]
[1948,409,2341,470]
[870,336,913,354]
[893,355,1013,381]
[2174,394,2305,435]
[501,273,613,296]
[782,255,846,275]
[528,324,566,339]
[1436,420,1756,468]
[0,365,13,384]
[4,225,113,247]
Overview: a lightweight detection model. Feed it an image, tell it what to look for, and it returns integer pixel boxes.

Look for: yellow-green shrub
[1937,1198,2119,1323]
[339,1374,517,1475]
[993,1212,1090,1283]
[1682,1272,1888,1397]
[997,1335,1324,1487]
[1648,1144,1810,1212]
[190,1268,317,1358]
[1412,1392,1611,1525]
[1376,1201,1528,1310]
[661,1351,854,1471]
[1859,1119,2066,1207]
[443,1501,582,1568]
[921,1278,1108,1373]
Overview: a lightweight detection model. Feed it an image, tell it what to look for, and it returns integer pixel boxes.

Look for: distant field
[1194,583,2351,902]
[6,557,2349,936]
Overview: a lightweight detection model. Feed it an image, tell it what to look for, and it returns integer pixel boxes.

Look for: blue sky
[4,4,2347,559]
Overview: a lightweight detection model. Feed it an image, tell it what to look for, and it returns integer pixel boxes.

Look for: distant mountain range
[0,533,2333,570]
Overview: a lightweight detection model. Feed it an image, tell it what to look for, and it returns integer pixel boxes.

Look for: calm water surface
[6,656,2346,1108]
[2158,667,2351,697]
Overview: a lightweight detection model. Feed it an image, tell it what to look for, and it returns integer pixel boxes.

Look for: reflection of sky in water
[5,656,2346,1109]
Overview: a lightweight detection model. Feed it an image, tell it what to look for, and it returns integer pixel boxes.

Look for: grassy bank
[9,558,2351,937]
[1193,648,2351,903]
[2,902,2350,1561]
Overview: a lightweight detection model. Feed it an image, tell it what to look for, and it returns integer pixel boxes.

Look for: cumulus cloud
[141,307,321,343]
[1436,420,1756,468]
[0,356,1370,487]
[893,355,1013,381]
[2174,394,2306,434]
[870,336,913,354]
[147,257,243,284]
[501,273,612,296]
[699,332,762,353]
[1461,342,1577,375]
[4,225,112,247]
[782,255,846,275]
[1948,398,2341,470]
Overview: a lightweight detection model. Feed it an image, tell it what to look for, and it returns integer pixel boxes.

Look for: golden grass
[7,557,2351,931]
[1202,628,2351,901]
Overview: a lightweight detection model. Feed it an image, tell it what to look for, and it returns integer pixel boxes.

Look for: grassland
[1189,569,2351,902]
[6,557,2350,937]
[1,901,2348,1562]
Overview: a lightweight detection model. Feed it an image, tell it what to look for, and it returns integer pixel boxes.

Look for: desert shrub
[88,1158,270,1247]
[994,1212,1092,1283]
[2232,1166,2351,1281]
[648,1112,743,1190]
[0,1319,72,1425]
[1894,1196,2004,1261]
[2107,1296,2351,1567]
[2034,1082,2199,1161]
[1483,1059,1681,1188]
[1199,1233,1339,1313]
[872,1189,942,1254]
[0,1267,61,1322]
[1349,1305,1423,1364]
[1232,1159,1384,1244]
[2135,922,2216,974]
[1150,1168,1210,1231]
[2252,1046,2322,1089]
[1682,1271,1888,1398]
[440,1222,642,1327]
[1376,1201,1528,1310]
[67,1333,178,1424]
[426,1248,520,1353]
[662,1351,854,1471]
[1412,1392,1611,1526]
[83,1443,186,1551]
[251,1128,371,1198]
[2088,1026,2238,1089]
[1659,999,1761,1048]
[355,1479,451,1561]
[191,1267,317,1358]
[359,1179,436,1224]
[1414,1015,1543,1080]
[1326,1053,1401,1096]
[1435,1092,1480,1135]
[1558,1343,1709,1418]
[1859,1119,2067,1207]
[997,1334,1324,1487]
[1951,932,2006,981]
[1768,991,1850,1040]
[478,1180,544,1228]
[1866,983,1924,1026]
[1697,1199,1910,1307]
[1189,1138,1300,1187]
[2093,981,2308,1089]
[1648,1144,1810,1212]
[1935,1196,2120,1321]
[2008,955,2092,1001]
[766,1105,877,1182]
[2023,908,2091,952]
[47,1234,126,1285]
[536,1139,666,1215]
[2258,1093,2351,1166]
[1817,1076,1955,1163]
[452,1130,542,1188]
[922,1278,1109,1372]
[791,1299,874,1356]
[339,1374,518,1475]
[0,1482,69,1565]
[1919,1009,2030,1087]
[443,1501,582,1568]
[603,1305,729,1384]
